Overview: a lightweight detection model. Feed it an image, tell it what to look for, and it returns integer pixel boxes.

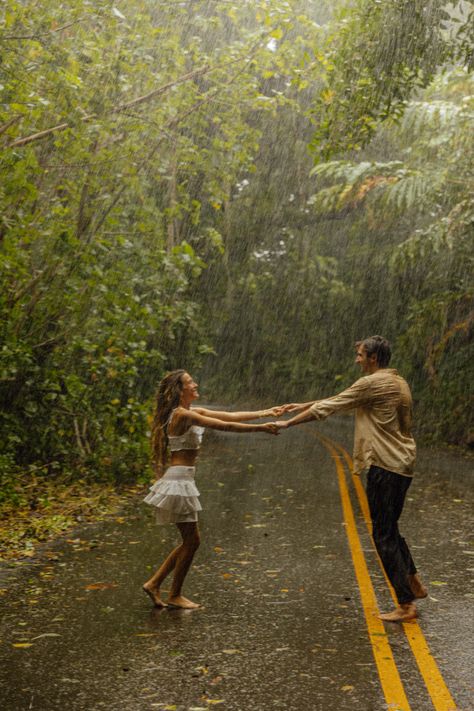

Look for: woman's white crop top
[167,409,204,451]
[168,425,204,451]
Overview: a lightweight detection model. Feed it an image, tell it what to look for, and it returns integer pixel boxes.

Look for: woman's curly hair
[151,369,186,476]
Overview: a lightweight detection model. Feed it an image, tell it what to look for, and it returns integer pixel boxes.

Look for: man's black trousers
[366,465,417,605]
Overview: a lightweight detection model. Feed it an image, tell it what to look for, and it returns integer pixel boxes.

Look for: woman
[143,369,282,609]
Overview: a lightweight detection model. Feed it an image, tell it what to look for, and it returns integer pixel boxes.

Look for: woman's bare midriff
[170,450,199,467]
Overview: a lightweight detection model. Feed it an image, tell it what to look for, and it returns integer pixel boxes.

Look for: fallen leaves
[84,582,118,591]
[0,475,138,561]
[12,642,33,648]
[194,666,209,675]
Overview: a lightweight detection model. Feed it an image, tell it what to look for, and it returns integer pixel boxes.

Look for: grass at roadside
[0,473,145,562]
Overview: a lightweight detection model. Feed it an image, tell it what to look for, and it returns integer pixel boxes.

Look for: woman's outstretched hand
[263,405,286,417]
[261,422,281,435]
[274,420,289,429]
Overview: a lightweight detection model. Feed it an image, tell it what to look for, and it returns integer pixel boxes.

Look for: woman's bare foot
[143,584,167,607]
[167,595,200,609]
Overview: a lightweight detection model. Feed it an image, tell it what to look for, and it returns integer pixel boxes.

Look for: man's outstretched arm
[276,377,370,430]
[276,408,316,429]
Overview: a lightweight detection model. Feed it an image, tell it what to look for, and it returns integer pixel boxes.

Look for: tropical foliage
[0,0,322,490]
[305,69,473,442]
[1,0,472,511]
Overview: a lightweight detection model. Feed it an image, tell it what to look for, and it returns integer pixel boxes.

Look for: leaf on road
[222,649,241,655]
[430,581,448,586]
[221,573,233,580]
[195,666,209,675]
[84,582,118,591]
[12,642,33,648]
[31,633,61,640]
[341,685,354,692]
[213,546,224,553]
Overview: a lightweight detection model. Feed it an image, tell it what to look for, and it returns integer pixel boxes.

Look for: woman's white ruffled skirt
[144,466,201,525]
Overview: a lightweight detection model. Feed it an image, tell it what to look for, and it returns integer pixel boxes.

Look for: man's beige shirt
[309,368,416,477]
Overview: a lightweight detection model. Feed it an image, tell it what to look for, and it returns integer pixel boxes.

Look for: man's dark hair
[356,335,392,367]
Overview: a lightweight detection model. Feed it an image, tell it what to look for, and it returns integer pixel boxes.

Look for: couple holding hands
[143,336,426,622]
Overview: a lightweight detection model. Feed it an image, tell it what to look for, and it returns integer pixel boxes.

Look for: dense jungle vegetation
[1,0,473,522]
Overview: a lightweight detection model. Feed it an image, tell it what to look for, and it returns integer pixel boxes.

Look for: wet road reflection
[0,420,472,710]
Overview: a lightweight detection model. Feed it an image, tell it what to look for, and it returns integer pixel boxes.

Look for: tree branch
[6,34,273,149]
[2,19,86,41]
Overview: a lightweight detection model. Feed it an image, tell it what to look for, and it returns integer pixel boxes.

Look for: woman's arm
[175,407,279,434]
[193,405,285,422]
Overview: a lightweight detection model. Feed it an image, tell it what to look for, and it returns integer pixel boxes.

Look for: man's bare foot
[408,573,428,599]
[380,602,417,622]
[167,595,200,609]
[143,584,167,607]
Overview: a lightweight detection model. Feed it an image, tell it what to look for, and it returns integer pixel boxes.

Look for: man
[276,335,427,622]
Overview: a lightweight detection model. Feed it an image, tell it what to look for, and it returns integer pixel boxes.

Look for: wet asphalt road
[0,419,473,711]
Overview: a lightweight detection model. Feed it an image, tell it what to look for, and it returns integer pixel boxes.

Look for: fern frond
[310,159,404,184]
[402,100,462,136]
[383,173,436,211]
[307,184,348,213]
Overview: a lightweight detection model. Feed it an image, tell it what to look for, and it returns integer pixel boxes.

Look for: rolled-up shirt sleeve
[309,377,371,420]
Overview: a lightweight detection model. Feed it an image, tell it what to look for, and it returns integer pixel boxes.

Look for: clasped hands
[260,403,305,435]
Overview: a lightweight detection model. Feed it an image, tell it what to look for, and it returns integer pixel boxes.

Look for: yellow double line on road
[315,432,457,711]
